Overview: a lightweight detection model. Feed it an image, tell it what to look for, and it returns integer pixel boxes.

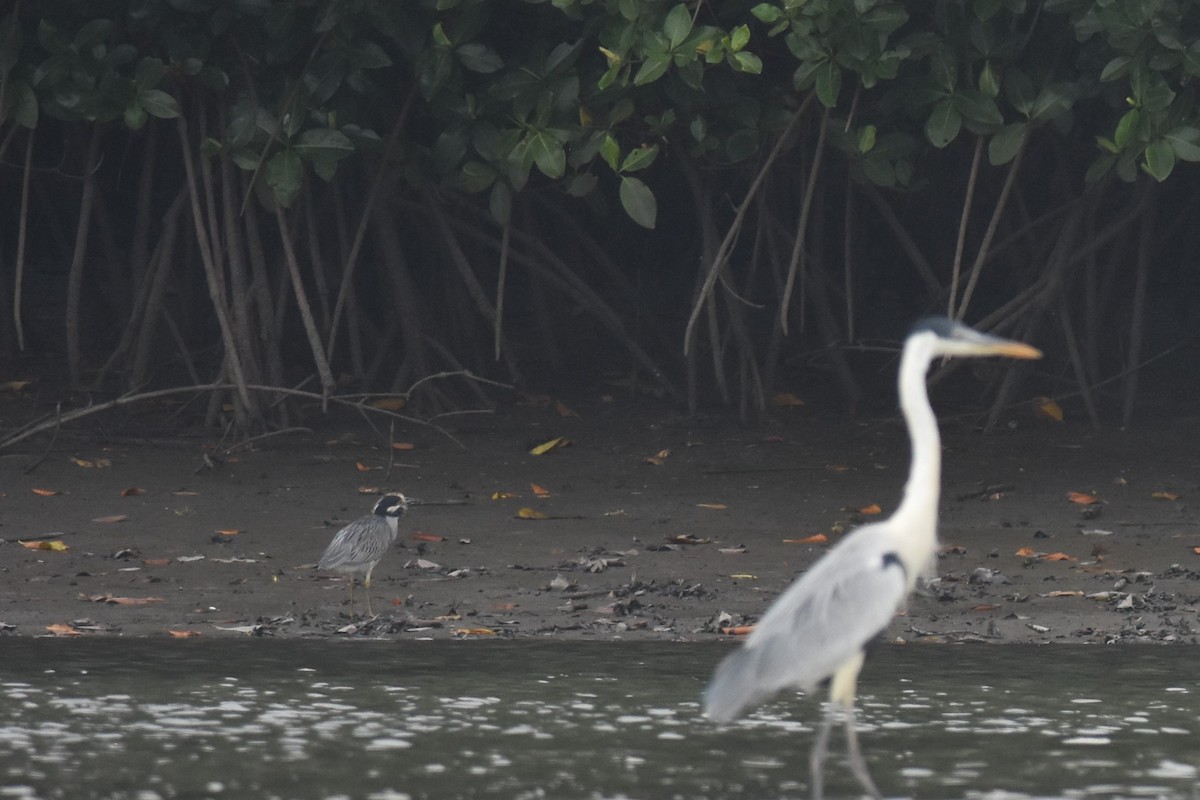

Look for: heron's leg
[842,703,882,799]
[808,701,836,800]
[364,566,375,617]
[347,576,356,614]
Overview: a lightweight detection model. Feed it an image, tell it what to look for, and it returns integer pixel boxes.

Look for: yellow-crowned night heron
[319,494,408,616]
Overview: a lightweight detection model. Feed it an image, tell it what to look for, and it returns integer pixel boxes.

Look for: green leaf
[489,181,512,224]
[633,55,671,86]
[528,132,565,178]
[123,105,148,131]
[979,61,999,99]
[1164,127,1200,162]
[312,159,337,183]
[1099,56,1132,83]
[1084,152,1116,183]
[600,134,620,171]
[732,51,763,74]
[952,89,1003,126]
[861,154,895,187]
[1114,108,1140,150]
[620,144,658,173]
[461,161,496,192]
[566,172,598,197]
[456,43,503,73]
[1030,83,1076,122]
[73,19,113,51]
[751,3,784,23]
[619,175,657,229]
[988,122,1027,165]
[925,99,961,148]
[294,128,355,163]
[857,125,877,154]
[664,4,692,50]
[266,149,302,208]
[432,22,452,47]
[139,89,180,119]
[134,58,168,92]
[730,24,750,53]
[814,60,841,107]
[1004,68,1036,116]
[1143,139,1175,182]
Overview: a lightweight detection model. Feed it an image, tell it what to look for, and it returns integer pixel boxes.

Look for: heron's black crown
[372,494,409,518]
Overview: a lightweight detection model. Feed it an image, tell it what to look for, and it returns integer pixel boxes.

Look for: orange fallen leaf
[858,503,883,515]
[531,483,551,496]
[168,630,201,638]
[1067,491,1100,505]
[719,625,756,636]
[46,623,83,636]
[516,507,548,520]
[411,532,445,542]
[92,515,128,524]
[1034,396,1064,422]
[1151,491,1181,501]
[971,604,1001,611]
[825,464,852,473]
[783,534,829,545]
[391,442,415,451]
[453,627,497,637]
[355,462,379,472]
[369,397,407,411]
[120,487,145,497]
[20,540,69,551]
[32,488,61,496]
[696,503,727,510]
[1193,546,1200,555]
[1015,546,1038,557]
[555,400,579,417]
[142,558,171,567]
[770,392,805,408]
[214,529,240,536]
[491,491,516,500]
[530,436,570,455]
[1042,552,1077,562]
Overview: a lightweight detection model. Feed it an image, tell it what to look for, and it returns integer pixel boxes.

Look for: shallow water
[0,640,1196,799]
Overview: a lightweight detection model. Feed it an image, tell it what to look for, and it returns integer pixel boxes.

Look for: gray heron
[703,317,1041,799]
[319,494,409,616]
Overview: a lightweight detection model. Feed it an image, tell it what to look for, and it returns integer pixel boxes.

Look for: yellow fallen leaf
[516,507,548,520]
[71,457,95,468]
[696,503,727,510]
[46,623,83,636]
[729,573,758,580]
[771,392,805,408]
[492,491,516,500]
[1035,396,1064,422]
[825,464,852,472]
[644,448,671,466]
[20,540,69,551]
[1151,491,1181,501]
[720,625,756,636]
[358,486,381,495]
[369,397,407,411]
[1043,590,1084,597]
[530,436,569,455]
[783,534,828,545]
[531,483,551,496]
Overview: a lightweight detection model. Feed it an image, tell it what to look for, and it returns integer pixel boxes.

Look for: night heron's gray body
[704,317,1042,800]
[319,494,408,616]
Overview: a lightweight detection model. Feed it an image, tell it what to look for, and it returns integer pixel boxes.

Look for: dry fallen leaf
[214,529,241,536]
[1034,396,1064,422]
[358,486,381,495]
[1151,491,1181,501]
[696,503,727,510]
[669,534,710,545]
[491,491,516,500]
[1043,590,1084,597]
[825,464,852,473]
[971,604,1001,611]
[453,627,497,637]
[531,483,551,497]
[1193,546,1200,555]
[168,630,201,638]
[1042,552,1077,562]
[173,490,199,496]
[92,515,128,524]
[411,532,445,543]
[1067,491,1101,505]
[856,503,883,515]
[1,380,33,392]
[391,442,415,451]
[770,392,805,408]
[369,397,407,411]
[516,507,548,520]
[120,487,145,497]
[142,558,171,567]
[1015,546,1038,557]
[355,462,378,472]
[555,400,579,417]
[643,448,671,466]
[84,595,163,605]
[46,623,83,637]
[719,625,756,636]
[530,436,570,455]
[783,533,829,545]
[32,488,61,497]
[729,573,757,579]
[20,540,69,551]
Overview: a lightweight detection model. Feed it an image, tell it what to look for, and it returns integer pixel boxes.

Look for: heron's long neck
[894,340,941,548]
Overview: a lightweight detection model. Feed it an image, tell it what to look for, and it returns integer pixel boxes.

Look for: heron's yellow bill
[989,341,1042,360]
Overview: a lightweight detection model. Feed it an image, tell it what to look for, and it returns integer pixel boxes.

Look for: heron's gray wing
[319,516,390,570]
[703,527,907,721]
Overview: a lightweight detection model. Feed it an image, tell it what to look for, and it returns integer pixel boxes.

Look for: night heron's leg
[809,701,836,800]
[347,576,356,614]
[364,565,375,616]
